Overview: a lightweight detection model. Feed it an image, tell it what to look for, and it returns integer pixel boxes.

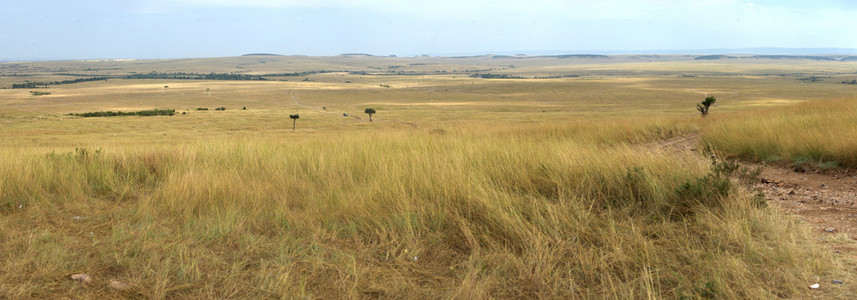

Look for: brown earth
[657,135,857,298]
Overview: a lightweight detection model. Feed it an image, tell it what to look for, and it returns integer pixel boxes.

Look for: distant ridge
[438,48,857,57]
[242,53,283,56]
[694,55,737,60]
[694,54,851,61]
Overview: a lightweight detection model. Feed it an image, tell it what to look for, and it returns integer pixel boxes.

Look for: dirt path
[656,134,857,239]
[753,165,857,240]
[655,134,857,296]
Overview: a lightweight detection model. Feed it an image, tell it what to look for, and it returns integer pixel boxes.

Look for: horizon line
[3,47,857,63]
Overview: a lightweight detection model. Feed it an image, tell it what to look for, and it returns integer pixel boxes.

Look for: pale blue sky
[1,0,856,60]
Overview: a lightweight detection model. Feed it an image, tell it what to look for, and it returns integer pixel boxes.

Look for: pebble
[109,280,130,290]
[70,273,92,283]
[809,283,820,289]
[824,227,836,233]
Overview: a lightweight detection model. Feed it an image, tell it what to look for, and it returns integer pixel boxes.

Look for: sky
[1,0,856,60]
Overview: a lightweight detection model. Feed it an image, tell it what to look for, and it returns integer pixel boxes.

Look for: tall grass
[0,122,833,298]
[702,98,857,168]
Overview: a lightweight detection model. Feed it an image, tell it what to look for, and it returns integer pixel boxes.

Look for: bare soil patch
[655,134,857,297]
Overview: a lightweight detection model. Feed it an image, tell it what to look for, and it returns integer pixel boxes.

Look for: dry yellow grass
[0,125,835,298]
[1,56,856,298]
[702,97,857,168]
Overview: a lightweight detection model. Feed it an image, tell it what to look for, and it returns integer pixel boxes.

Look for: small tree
[290,114,299,130]
[697,96,716,116]
[364,108,376,121]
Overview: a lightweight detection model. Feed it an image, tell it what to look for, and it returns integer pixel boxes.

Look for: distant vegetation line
[469,73,525,79]
[11,77,110,88]
[262,70,344,77]
[69,109,175,117]
[7,72,269,88]
[122,72,267,81]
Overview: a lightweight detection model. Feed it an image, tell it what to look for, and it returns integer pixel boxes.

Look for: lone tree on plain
[697,96,716,116]
[364,108,376,121]
[290,114,299,130]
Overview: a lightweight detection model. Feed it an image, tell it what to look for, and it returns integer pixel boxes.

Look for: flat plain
[2,54,857,298]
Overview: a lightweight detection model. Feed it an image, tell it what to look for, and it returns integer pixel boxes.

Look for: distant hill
[459,48,857,57]
[548,54,609,59]
[751,55,837,61]
[242,53,283,56]
[694,54,851,61]
[694,55,737,60]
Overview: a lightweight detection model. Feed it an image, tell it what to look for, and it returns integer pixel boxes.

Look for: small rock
[70,273,92,283]
[109,280,130,290]
[833,280,844,284]
[821,183,828,188]
[809,283,820,289]
[72,216,83,220]
[788,190,796,195]
[825,228,836,233]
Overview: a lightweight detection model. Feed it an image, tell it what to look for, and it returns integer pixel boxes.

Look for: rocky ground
[755,165,857,240]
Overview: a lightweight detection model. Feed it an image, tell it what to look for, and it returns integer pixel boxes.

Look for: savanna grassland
[2,54,857,298]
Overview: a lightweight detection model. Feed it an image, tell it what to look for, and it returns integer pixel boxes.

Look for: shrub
[697,96,716,116]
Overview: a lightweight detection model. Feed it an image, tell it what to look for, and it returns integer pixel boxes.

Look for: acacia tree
[364,108,376,121]
[697,96,716,116]
[290,114,299,130]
